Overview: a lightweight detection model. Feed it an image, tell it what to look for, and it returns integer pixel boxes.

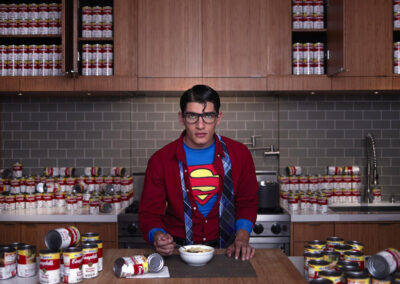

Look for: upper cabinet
[137,0,202,91]
[329,0,393,90]
[202,0,267,90]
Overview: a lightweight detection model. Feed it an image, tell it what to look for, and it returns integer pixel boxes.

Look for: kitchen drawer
[75,223,117,242]
[292,223,335,242]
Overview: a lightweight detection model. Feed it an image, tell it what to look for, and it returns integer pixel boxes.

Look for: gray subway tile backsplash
[1,93,399,198]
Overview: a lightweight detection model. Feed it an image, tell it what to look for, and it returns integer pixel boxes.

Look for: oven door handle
[249,237,289,244]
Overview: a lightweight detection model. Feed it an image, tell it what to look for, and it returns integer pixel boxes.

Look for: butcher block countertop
[87,248,307,283]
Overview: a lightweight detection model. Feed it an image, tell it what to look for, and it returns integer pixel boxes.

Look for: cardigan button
[193,206,197,210]
[203,237,206,241]
[205,219,208,223]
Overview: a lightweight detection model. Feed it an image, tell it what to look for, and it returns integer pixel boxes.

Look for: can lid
[64,247,82,253]
[81,242,97,249]
[309,279,333,284]
[147,253,164,273]
[17,244,36,251]
[113,257,125,278]
[319,270,341,277]
[45,230,63,250]
[0,246,16,253]
[367,254,390,278]
[82,232,99,237]
[346,269,369,279]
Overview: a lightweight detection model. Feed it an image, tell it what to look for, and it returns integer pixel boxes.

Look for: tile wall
[1,92,399,197]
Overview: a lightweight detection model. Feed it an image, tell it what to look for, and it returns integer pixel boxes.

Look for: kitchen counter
[0,248,306,283]
[0,207,124,223]
[287,202,400,222]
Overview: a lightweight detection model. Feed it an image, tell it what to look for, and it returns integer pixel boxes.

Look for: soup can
[319,270,342,284]
[346,240,364,252]
[84,240,102,272]
[308,240,326,250]
[17,244,36,277]
[45,226,81,251]
[371,276,392,283]
[81,232,100,242]
[63,247,83,283]
[334,244,353,260]
[346,270,370,284]
[304,252,323,279]
[110,167,126,177]
[344,250,365,270]
[82,242,98,278]
[84,167,101,177]
[113,253,164,278]
[0,246,17,279]
[308,260,330,280]
[326,237,344,251]
[39,250,60,284]
[367,248,400,278]
[322,251,340,268]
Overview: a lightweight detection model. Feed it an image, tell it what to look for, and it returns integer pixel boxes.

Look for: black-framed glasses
[183,112,218,124]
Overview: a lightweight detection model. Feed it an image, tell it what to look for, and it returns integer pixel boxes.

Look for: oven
[118,171,291,255]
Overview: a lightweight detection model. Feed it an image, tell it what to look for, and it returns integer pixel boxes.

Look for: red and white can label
[63,250,83,283]
[39,251,60,284]
[82,247,98,278]
[0,249,17,279]
[17,246,36,277]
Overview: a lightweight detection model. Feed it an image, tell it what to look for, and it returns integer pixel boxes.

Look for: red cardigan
[138,132,258,244]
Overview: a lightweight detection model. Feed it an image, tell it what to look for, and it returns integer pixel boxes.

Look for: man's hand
[153,231,174,256]
[226,229,255,260]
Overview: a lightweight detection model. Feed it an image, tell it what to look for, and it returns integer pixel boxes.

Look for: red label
[40,259,60,270]
[83,253,98,265]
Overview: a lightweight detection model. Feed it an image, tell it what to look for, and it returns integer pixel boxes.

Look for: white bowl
[179,244,215,266]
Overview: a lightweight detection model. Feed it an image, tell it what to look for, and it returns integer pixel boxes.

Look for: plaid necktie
[179,136,235,247]
[218,136,236,248]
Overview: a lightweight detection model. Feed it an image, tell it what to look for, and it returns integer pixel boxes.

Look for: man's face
[179,102,222,149]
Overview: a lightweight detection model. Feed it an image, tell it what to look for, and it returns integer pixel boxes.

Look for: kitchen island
[1,248,306,283]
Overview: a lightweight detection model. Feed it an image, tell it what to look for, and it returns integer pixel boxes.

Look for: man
[139,85,258,260]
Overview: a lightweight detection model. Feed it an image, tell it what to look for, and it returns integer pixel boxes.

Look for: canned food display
[45,226,81,251]
[62,247,83,283]
[0,246,17,280]
[292,0,325,30]
[80,5,113,38]
[39,250,60,284]
[80,44,113,76]
[113,253,164,278]
[0,2,61,36]
[292,42,325,75]
[17,244,36,278]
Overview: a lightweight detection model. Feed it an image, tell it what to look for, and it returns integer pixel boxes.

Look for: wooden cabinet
[290,222,334,256]
[74,0,138,91]
[335,222,400,255]
[202,0,267,90]
[20,222,72,251]
[330,0,393,90]
[75,222,118,248]
[0,222,20,245]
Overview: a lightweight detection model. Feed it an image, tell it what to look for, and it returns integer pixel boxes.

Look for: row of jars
[1,175,133,194]
[0,18,61,35]
[0,3,61,21]
[292,0,325,30]
[0,190,134,212]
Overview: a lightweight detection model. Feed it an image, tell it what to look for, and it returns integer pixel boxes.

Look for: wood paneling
[291,222,334,256]
[267,76,331,91]
[74,76,137,91]
[0,78,20,92]
[341,0,392,76]
[138,0,201,77]
[331,76,392,90]
[202,78,267,91]
[19,77,74,92]
[327,0,344,75]
[138,78,202,91]
[75,223,117,243]
[0,223,20,245]
[266,0,292,75]
[202,0,267,77]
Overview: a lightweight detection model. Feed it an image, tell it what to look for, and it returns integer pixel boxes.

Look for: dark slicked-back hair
[180,85,221,115]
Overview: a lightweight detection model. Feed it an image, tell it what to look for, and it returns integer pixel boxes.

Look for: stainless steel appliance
[118,171,290,255]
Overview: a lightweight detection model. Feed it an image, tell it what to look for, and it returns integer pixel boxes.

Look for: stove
[118,171,291,255]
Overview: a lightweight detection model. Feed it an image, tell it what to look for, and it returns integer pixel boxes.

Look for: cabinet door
[75,223,117,248]
[74,0,138,91]
[0,223,20,245]
[20,223,72,251]
[291,223,334,256]
[138,0,201,79]
[202,0,267,78]
[341,0,392,76]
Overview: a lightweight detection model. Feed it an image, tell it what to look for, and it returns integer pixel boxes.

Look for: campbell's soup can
[39,250,60,284]
[344,250,365,270]
[346,240,364,252]
[0,246,17,279]
[63,247,83,283]
[81,232,100,242]
[82,242,98,278]
[102,6,113,23]
[81,6,92,22]
[395,12,400,28]
[84,167,101,177]
[318,270,342,284]
[292,13,303,29]
[81,21,92,38]
[334,244,352,260]
[45,226,81,251]
[85,240,103,272]
[92,22,102,37]
[304,252,323,280]
[13,162,23,178]
[17,244,36,277]
[110,167,126,177]
[308,259,330,280]
[59,167,75,177]
[326,237,344,252]
[113,255,149,277]
[368,248,400,279]
[102,22,112,38]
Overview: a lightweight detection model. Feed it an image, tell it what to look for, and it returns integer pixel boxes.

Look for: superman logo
[188,165,219,206]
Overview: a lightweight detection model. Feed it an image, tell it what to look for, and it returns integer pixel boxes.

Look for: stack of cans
[394,0,400,28]
[0,3,61,36]
[0,44,62,76]
[292,0,324,30]
[81,5,113,38]
[394,42,400,74]
[292,42,324,75]
[81,43,113,76]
